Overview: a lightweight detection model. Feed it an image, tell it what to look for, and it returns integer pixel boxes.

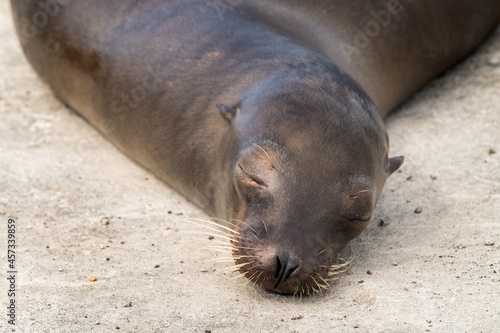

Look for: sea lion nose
[274,252,300,288]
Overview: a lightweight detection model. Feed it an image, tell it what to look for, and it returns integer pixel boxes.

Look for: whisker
[310,276,323,294]
[296,285,301,297]
[233,241,254,248]
[328,248,354,280]
[203,234,246,242]
[230,264,257,280]
[231,272,249,280]
[219,262,252,274]
[231,255,259,260]
[184,228,234,240]
[188,231,234,240]
[210,258,237,263]
[185,217,238,232]
[229,218,259,237]
[208,217,245,231]
[217,265,239,273]
[261,219,268,234]
[348,189,373,197]
[251,271,264,288]
[228,218,248,228]
[315,273,331,290]
[183,220,253,242]
[207,234,241,243]
[207,245,234,250]
[203,248,234,254]
[253,143,271,160]
[317,249,328,256]
[244,271,259,287]
[231,248,260,253]
[204,240,233,246]
[183,218,238,235]
[208,246,258,254]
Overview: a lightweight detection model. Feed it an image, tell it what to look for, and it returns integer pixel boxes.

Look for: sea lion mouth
[230,227,354,296]
[186,217,353,296]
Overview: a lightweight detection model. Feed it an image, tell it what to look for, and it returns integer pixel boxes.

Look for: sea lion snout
[231,222,335,295]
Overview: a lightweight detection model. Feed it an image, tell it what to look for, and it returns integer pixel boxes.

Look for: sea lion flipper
[389,156,404,175]
[216,103,238,123]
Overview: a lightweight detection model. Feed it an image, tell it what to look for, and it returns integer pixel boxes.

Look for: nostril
[274,253,300,288]
[275,254,284,280]
[283,257,300,281]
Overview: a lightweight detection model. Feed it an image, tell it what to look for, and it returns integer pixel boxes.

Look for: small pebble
[89,276,97,282]
[367,270,372,275]
[488,148,496,155]
[487,56,500,66]
[379,218,391,227]
[414,206,423,214]
[484,240,495,246]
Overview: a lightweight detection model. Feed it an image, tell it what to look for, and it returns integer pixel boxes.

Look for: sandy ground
[1,2,499,332]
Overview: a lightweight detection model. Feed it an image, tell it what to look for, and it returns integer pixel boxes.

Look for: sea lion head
[219,65,403,295]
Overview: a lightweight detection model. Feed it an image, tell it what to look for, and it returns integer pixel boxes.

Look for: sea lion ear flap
[216,103,238,123]
[389,156,404,175]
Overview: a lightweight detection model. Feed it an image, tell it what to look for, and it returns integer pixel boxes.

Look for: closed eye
[237,164,266,187]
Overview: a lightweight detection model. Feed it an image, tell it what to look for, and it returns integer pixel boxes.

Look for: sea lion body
[11,0,500,294]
